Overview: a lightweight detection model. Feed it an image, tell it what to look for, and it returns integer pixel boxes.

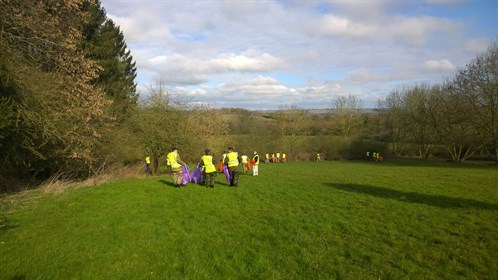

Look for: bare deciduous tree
[425,84,479,161]
[452,42,498,162]
[0,0,111,178]
[130,83,181,174]
[187,104,230,152]
[404,84,436,159]
[379,90,408,157]
[274,105,310,155]
[331,95,364,137]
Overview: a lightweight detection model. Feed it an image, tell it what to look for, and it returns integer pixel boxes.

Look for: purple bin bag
[181,164,191,185]
[190,164,202,184]
[222,165,230,182]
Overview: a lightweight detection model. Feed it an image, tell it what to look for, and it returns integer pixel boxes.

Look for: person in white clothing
[252,151,259,176]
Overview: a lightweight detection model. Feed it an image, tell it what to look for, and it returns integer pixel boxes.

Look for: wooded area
[1,0,496,191]
[0,0,137,188]
[379,42,498,162]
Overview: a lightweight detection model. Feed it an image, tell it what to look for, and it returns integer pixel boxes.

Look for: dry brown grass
[41,163,146,194]
[1,163,148,227]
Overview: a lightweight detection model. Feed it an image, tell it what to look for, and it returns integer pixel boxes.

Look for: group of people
[264,152,286,163]
[163,146,260,188]
[366,151,383,162]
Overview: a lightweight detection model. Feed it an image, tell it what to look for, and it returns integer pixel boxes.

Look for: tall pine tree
[82,0,138,122]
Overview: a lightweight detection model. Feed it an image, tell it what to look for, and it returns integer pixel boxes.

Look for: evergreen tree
[81,0,138,122]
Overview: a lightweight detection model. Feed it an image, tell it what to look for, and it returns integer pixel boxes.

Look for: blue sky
[101,0,498,109]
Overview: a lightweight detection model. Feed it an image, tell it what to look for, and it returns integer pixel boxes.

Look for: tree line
[379,42,498,162]
[0,0,137,188]
[220,42,498,164]
[1,0,496,191]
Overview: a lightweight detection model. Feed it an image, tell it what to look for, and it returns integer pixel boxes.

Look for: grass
[1,160,497,279]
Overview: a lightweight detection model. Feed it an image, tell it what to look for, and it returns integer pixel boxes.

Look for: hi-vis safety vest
[167,151,182,169]
[145,156,151,164]
[202,155,216,173]
[227,152,239,167]
[241,155,248,163]
[253,154,259,164]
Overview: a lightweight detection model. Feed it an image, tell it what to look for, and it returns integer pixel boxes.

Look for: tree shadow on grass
[324,183,498,210]
[159,179,218,188]
[216,181,230,187]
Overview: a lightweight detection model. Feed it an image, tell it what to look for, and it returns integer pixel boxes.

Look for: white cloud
[346,68,375,84]
[317,15,374,38]
[313,13,460,45]
[101,0,497,109]
[138,51,284,85]
[140,54,209,85]
[172,75,353,109]
[210,51,285,72]
[389,16,459,45]
[220,0,271,20]
[214,75,290,98]
[423,59,456,72]
[108,13,174,45]
[425,0,465,5]
[327,1,389,21]
[463,38,492,54]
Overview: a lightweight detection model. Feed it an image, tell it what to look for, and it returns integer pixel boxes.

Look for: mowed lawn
[1,160,497,279]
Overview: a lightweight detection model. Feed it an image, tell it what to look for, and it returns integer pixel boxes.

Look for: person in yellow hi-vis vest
[224,146,239,187]
[241,152,249,173]
[200,149,216,188]
[145,156,151,174]
[167,147,185,188]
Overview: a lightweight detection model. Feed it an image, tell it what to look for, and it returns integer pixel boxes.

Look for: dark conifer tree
[81,0,138,122]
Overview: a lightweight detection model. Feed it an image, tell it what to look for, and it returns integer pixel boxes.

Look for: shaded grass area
[1,160,497,279]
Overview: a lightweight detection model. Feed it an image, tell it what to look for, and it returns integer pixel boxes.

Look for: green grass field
[1,160,497,279]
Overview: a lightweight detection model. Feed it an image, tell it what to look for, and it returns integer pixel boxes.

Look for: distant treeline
[1,1,496,190]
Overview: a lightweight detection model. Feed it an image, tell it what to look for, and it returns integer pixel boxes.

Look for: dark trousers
[228,166,239,187]
[204,172,215,188]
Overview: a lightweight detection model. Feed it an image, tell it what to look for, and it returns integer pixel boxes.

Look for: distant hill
[252,108,380,116]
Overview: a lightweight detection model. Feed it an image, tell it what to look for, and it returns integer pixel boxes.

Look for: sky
[100,0,498,109]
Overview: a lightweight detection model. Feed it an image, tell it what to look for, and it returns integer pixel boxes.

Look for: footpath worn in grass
[1,160,497,279]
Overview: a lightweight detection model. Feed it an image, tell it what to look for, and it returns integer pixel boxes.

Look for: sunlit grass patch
[1,160,497,279]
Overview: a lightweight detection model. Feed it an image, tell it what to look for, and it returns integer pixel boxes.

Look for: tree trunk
[152,156,159,175]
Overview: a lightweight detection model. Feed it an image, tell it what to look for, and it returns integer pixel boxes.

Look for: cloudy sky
[101,0,497,109]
